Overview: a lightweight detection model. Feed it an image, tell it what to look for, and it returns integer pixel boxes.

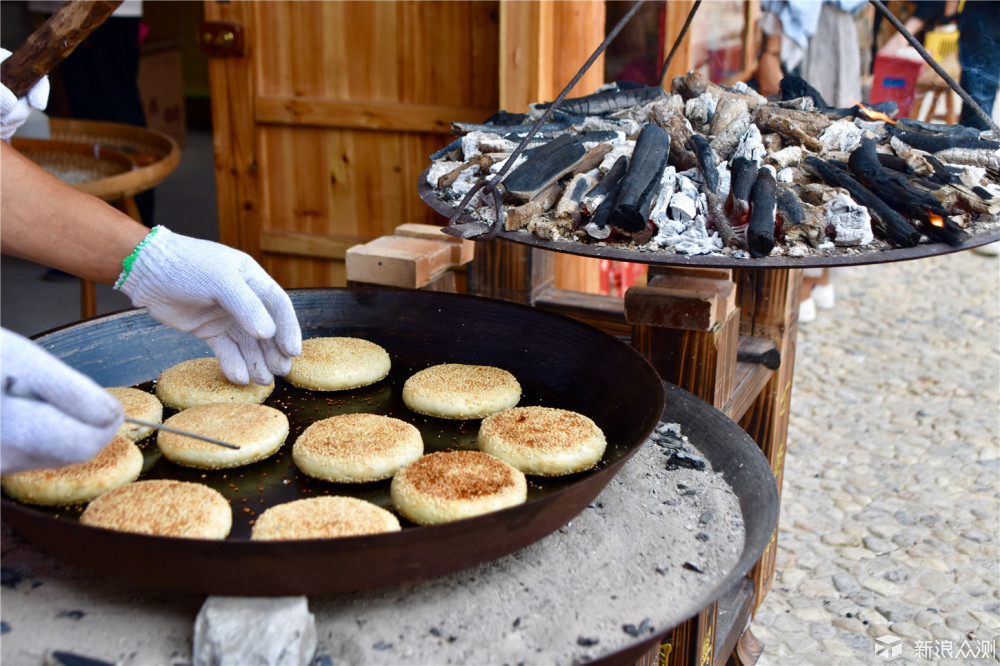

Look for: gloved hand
[0,48,50,142]
[115,226,302,385]
[1,328,123,475]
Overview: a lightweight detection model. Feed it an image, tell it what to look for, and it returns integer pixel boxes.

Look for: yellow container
[924,27,959,60]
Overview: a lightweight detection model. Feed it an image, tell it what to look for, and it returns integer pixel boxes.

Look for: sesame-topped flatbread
[250,496,401,540]
[106,386,163,441]
[80,479,232,539]
[390,450,527,525]
[402,364,521,420]
[155,357,274,410]
[1,435,143,506]
[285,337,391,391]
[157,402,289,469]
[478,406,607,476]
[293,413,423,483]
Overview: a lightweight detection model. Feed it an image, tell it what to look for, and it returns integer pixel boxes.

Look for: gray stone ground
[751,249,1000,666]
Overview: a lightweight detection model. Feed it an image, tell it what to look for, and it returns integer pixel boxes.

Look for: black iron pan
[418,167,1000,269]
[2,287,667,595]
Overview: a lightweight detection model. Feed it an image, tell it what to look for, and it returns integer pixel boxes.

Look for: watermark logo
[875,635,902,659]
[874,636,998,660]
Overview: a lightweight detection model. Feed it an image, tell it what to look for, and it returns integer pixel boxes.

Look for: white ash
[599,142,634,172]
[451,165,482,199]
[776,167,797,183]
[306,425,745,666]
[685,92,717,129]
[733,124,766,167]
[425,160,463,188]
[853,118,884,134]
[649,166,679,224]
[825,194,874,246]
[820,120,863,153]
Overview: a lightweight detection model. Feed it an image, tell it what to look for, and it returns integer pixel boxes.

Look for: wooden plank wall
[206,0,499,288]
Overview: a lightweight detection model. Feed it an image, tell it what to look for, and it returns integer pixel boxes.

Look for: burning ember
[426,71,1000,260]
[854,101,897,125]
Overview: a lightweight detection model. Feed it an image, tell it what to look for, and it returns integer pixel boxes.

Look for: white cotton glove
[115,226,302,386]
[0,48,50,142]
[1,328,124,475]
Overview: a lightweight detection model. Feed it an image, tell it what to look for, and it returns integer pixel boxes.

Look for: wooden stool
[912,52,961,124]
[12,118,180,318]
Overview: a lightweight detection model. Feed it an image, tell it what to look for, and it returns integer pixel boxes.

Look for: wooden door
[204,0,500,287]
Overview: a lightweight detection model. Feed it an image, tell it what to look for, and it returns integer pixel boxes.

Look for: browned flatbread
[106,386,162,441]
[250,496,400,540]
[478,406,607,476]
[402,364,521,420]
[155,357,273,410]
[293,413,423,483]
[390,450,527,525]
[285,337,391,391]
[79,479,232,539]
[1,436,143,506]
[157,402,288,469]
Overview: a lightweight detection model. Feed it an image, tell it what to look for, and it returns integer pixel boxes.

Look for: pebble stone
[753,252,999,665]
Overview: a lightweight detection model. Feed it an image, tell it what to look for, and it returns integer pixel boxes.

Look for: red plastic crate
[869,53,926,117]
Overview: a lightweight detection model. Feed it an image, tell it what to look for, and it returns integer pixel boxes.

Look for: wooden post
[734,267,802,609]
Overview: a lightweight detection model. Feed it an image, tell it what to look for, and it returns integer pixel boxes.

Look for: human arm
[0,140,150,282]
[1,140,301,385]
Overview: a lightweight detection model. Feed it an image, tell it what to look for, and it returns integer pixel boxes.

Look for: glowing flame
[929,213,944,227]
[854,101,897,125]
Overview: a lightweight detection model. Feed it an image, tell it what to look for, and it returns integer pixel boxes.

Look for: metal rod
[868,0,1000,135]
[658,0,703,88]
[127,418,241,450]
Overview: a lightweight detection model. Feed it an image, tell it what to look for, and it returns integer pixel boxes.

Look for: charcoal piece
[609,123,670,232]
[825,100,900,120]
[889,127,1000,153]
[0,621,8,634]
[429,138,463,161]
[1,567,23,588]
[780,74,829,109]
[895,117,983,141]
[58,610,86,619]
[535,84,666,116]
[577,636,600,647]
[665,450,707,471]
[683,562,705,573]
[726,156,757,224]
[50,652,115,666]
[747,167,777,258]
[687,133,719,195]
[501,134,588,202]
[848,138,969,246]
[802,156,921,248]
[583,178,624,239]
[481,110,531,125]
[581,154,628,217]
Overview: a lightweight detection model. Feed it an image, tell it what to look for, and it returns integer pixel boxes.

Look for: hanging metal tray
[418,167,1000,268]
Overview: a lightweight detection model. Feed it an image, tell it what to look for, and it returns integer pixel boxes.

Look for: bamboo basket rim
[12,118,181,201]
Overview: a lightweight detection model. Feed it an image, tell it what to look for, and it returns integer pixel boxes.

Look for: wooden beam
[255,97,497,134]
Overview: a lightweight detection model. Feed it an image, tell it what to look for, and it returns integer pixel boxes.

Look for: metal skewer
[126,418,241,450]
[4,381,241,450]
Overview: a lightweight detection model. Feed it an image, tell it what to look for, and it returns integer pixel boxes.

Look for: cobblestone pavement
[750,250,999,666]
